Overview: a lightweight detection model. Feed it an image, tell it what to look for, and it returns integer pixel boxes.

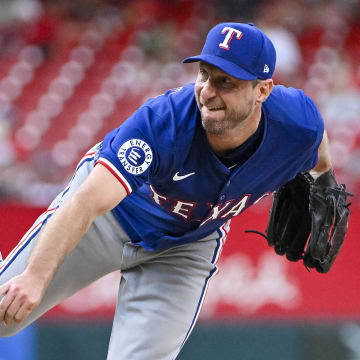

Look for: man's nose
[201,80,217,101]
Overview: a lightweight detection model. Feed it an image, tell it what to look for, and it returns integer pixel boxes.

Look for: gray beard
[201,103,254,135]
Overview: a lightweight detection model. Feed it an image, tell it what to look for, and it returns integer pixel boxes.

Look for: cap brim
[183,54,257,80]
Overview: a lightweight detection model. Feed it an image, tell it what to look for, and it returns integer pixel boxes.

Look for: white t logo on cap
[219,27,243,50]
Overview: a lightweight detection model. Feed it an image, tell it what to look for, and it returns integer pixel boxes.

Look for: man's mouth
[202,104,226,111]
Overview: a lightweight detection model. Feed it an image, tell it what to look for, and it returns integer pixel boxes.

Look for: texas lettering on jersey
[149,184,250,225]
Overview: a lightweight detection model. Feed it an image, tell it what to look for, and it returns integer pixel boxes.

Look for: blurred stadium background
[0,0,359,359]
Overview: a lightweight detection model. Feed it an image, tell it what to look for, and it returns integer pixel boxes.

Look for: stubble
[201,99,254,135]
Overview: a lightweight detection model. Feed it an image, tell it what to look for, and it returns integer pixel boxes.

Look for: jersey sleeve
[95,106,161,195]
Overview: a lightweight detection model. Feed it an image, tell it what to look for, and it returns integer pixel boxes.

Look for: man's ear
[257,79,273,103]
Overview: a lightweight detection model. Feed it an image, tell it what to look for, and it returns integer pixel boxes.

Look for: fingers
[3,294,23,326]
[6,295,36,325]
[0,281,39,326]
[0,292,36,326]
[0,285,15,325]
[14,303,34,324]
[0,283,9,297]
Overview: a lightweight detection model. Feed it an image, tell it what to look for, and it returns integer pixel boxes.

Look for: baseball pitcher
[0,23,352,359]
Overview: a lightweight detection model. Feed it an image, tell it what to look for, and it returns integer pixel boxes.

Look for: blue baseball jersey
[95,83,324,251]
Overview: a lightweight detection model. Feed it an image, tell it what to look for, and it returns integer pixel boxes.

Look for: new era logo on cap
[183,22,276,80]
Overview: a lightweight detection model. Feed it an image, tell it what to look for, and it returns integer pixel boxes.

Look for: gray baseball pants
[0,148,228,359]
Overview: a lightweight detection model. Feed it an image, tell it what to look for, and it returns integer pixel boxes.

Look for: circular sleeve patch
[117,139,153,175]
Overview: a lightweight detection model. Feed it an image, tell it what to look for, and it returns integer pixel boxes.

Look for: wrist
[311,168,338,187]
[309,166,332,181]
[24,263,55,286]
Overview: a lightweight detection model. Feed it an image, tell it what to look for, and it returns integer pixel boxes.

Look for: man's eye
[199,69,208,79]
[220,78,233,87]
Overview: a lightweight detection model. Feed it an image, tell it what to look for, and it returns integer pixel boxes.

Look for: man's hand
[0,271,47,326]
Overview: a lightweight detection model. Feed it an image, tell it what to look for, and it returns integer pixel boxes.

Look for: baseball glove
[246,169,353,273]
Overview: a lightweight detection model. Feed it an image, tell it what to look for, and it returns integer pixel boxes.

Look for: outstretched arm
[0,164,127,326]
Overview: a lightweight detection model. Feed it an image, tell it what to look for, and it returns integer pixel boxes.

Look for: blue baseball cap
[183,22,276,80]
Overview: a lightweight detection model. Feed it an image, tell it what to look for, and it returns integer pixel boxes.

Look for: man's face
[195,62,258,135]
